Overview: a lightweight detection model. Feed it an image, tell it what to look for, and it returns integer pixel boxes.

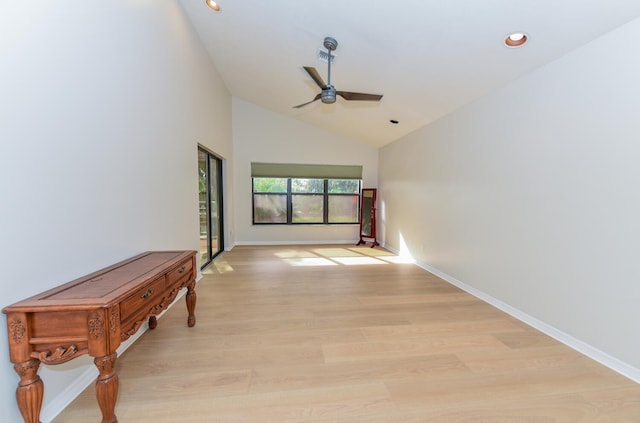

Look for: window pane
[254,194,287,223]
[292,178,324,193]
[253,178,287,193]
[198,150,209,264]
[209,155,221,257]
[328,179,360,194]
[292,194,323,223]
[328,195,359,223]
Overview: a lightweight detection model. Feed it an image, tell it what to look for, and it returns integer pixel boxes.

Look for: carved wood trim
[35,345,87,365]
[120,320,144,341]
[88,311,105,340]
[94,353,117,376]
[9,317,26,344]
[14,359,40,382]
[109,307,119,333]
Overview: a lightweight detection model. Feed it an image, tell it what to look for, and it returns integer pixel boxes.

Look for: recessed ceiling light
[205,0,220,11]
[505,32,528,48]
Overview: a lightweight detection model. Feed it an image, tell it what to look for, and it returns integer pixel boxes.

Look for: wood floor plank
[53,245,640,422]
[456,344,589,374]
[493,330,566,349]
[383,364,630,410]
[360,319,526,340]
[115,383,395,422]
[322,334,510,363]
[249,354,469,394]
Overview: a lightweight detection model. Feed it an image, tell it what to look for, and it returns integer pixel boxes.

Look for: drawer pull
[141,288,154,299]
[178,266,186,274]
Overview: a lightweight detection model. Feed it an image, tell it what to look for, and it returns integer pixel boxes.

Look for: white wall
[0,1,232,421]
[380,17,640,373]
[232,98,378,245]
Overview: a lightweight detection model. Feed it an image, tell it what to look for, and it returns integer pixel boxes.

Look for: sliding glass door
[198,147,224,269]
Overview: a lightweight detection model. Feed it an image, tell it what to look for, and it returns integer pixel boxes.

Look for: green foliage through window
[253,178,287,193]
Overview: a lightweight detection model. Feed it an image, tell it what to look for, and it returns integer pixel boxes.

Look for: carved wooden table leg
[14,359,44,423]
[148,315,157,329]
[186,280,196,327]
[94,353,119,423]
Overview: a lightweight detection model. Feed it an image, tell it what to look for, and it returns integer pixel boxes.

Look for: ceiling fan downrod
[323,36,338,87]
[321,37,338,104]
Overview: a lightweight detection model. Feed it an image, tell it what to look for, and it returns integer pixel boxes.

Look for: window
[253,178,361,224]
[251,162,363,225]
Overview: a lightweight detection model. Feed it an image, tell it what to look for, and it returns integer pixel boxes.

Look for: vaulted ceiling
[179,0,640,148]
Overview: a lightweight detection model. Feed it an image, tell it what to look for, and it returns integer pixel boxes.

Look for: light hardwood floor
[54,245,640,422]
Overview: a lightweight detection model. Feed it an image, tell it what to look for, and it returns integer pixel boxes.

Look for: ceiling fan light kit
[293,36,383,108]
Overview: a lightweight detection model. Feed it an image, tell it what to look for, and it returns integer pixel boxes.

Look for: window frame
[252,178,361,225]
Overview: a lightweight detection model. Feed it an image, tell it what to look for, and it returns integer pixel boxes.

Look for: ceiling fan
[293,37,383,109]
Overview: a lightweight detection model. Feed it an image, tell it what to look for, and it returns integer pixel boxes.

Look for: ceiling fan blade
[336,91,383,102]
[303,66,327,89]
[293,93,322,109]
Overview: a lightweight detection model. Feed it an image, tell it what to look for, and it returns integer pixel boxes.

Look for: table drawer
[167,258,193,287]
[120,275,166,321]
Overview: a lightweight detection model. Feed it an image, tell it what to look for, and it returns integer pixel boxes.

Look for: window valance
[251,162,363,180]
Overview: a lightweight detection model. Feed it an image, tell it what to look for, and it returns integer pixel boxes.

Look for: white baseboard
[40,280,198,422]
[381,243,640,384]
[234,240,359,246]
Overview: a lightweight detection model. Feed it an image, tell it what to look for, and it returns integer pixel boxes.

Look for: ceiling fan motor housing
[321,86,337,104]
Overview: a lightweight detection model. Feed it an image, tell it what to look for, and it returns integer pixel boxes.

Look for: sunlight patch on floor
[275,250,321,259]
[202,247,397,273]
[350,247,395,257]
[204,259,234,274]
[282,257,338,266]
[313,248,363,257]
[330,256,388,265]
[267,246,403,267]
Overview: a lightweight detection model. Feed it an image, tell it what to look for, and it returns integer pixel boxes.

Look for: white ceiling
[179,0,640,148]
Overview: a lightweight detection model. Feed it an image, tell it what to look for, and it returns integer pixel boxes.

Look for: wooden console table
[3,250,197,423]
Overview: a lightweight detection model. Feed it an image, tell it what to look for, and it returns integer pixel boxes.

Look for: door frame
[198,145,224,269]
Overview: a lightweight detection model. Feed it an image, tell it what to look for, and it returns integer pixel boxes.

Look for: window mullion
[287,178,293,223]
[323,179,329,224]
